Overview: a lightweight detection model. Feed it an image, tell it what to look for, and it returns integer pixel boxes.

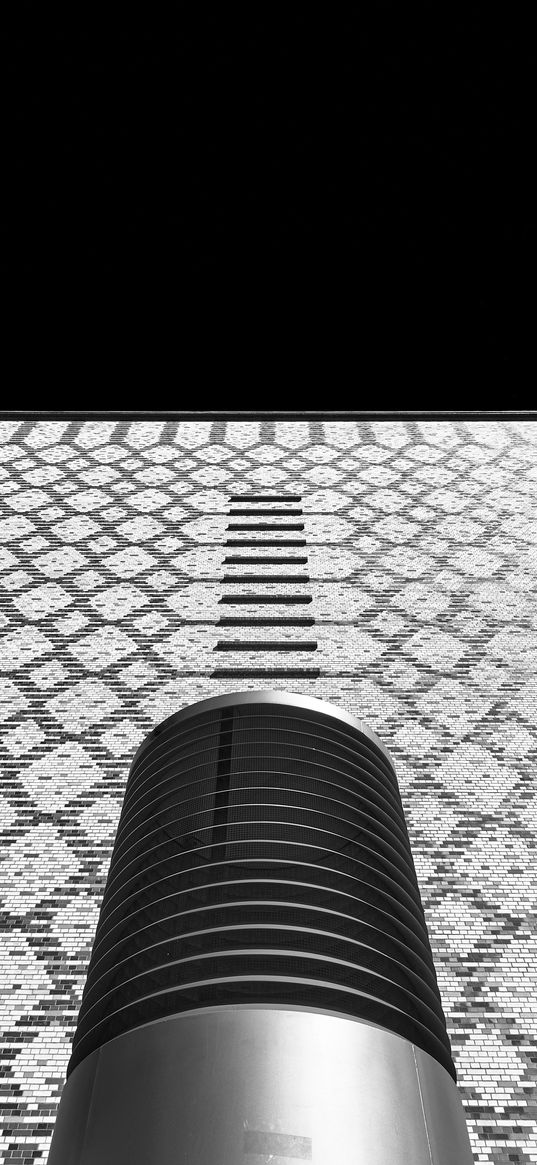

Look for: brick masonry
[0,417,536,1163]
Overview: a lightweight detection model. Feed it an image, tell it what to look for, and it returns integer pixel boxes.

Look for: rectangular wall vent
[216,491,319,678]
[225,539,307,547]
[227,523,305,531]
[228,508,303,516]
[219,595,313,605]
[214,641,318,652]
[224,556,308,565]
[218,617,316,626]
[228,495,302,502]
[211,668,321,678]
[222,574,310,584]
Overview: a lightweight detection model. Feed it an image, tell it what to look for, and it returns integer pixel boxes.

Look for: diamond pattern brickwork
[0,417,536,1162]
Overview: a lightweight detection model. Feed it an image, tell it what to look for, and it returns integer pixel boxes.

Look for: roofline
[1,410,535,422]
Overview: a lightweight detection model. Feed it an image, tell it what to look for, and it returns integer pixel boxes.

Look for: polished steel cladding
[50,692,473,1164]
[50,1008,473,1165]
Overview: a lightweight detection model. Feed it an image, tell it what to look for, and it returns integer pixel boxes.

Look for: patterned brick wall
[0,417,535,1163]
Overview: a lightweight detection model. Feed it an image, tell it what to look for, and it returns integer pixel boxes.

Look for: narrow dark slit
[211,668,321,678]
[214,641,318,651]
[219,595,313,605]
[225,539,307,547]
[228,508,303,516]
[210,708,234,860]
[228,495,302,502]
[222,574,310,584]
[224,556,308,565]
[218,617,316,626]
[227,523,305,531]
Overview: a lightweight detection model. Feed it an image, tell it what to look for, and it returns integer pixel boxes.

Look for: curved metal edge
[130,690,396,772]
[49,1006,473,1165]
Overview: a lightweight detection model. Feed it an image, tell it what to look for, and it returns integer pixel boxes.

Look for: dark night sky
[3,12,533,328]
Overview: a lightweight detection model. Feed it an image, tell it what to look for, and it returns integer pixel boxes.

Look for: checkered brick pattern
[0,416,536,1163]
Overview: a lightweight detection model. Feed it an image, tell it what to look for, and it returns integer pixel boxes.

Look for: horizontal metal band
[91,863,436,970]
[52,1009,473,1165]
[77,929,447,1027]
[102,819,423,919]
[74,949,450,1064]
[114,766,410,858]
[70,972,455,1080]
[85,899,441,1004]
[107,797,416,896]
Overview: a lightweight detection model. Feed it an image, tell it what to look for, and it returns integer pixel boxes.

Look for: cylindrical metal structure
[49,691,473,1164]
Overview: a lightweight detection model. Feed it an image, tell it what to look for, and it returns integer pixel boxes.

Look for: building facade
[0,417,536,1162]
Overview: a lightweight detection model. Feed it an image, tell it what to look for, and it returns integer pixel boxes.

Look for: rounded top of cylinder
[131,690,395,772]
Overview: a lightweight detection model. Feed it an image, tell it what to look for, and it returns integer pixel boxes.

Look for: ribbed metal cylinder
[50,692,473,1165]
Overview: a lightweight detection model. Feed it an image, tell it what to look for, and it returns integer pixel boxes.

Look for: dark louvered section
[67,694,456,1082]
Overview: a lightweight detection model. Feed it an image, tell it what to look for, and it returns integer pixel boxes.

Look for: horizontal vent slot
[229,508,303,516]
[214,642,318,652]
[92,869,435,972]
[227,523,305,531]
[229,505,302,514]
[85,901,439,1000]
[229,495,302,502]
[211,669,322,679]
[224,557,308,565]
[219,596,313,605]
[71,977,454,1084]
[218,617,316,626]
[77,943,447,1055]
[222,574,310,584]
[225,539,307,547]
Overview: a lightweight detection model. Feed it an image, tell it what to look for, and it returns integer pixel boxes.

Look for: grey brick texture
[0,417,536,1163]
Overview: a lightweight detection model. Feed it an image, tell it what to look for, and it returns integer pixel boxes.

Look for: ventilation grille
[68,699,455,1081]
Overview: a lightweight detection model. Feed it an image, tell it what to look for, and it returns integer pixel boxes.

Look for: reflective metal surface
[48,1006,473,1164]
